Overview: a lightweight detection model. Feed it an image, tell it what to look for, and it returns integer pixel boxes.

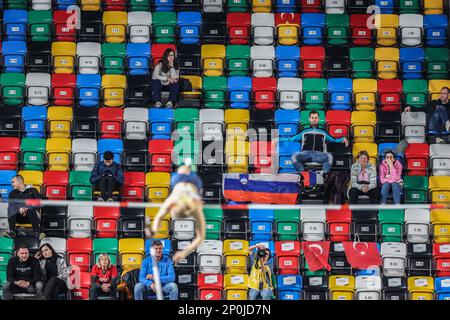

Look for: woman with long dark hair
[152,48,180,108]
[379,150,403,204]
[35,243,68,300]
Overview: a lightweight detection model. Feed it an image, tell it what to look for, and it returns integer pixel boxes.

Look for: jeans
[429,105,449,137]
[2,281,44,300]
[43,277,67,300]
[8,208,40,233]
[134,282,178,300]
[152,79,180,105]
[349,187,378,204]
[380,182,402,204]
[291,150,333,173]
[248,288,273,300]
[98,176,117,200]
[90,285,117,300]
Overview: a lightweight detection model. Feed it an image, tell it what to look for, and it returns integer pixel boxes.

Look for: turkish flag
[302,241,331,272]
[342,242,382,269]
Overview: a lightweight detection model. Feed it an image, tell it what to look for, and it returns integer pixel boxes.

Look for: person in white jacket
[152,48,180,108]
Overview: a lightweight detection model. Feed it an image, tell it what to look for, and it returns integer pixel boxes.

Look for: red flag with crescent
[342,242,382,269]
[301,241,331,272]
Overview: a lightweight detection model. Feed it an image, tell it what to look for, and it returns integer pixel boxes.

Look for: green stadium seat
[378,209,405,242]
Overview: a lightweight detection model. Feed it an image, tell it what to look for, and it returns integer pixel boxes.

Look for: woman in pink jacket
[379,151,403,204]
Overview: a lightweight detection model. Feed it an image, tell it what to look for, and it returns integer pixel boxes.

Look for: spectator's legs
[98,176,108,200]
[312,151,333,174]
[134,282,146,300]
[163,283,178,300]
[2,282,14,300]
[391,182,402,204]
[429,106,449,137]
[291,151,313,172]
[7,210,17,233]
[43,276,57,300]
[152,80,163,104]
[380,183,391,204]
[260,289,273,300]
[53,278,67,300]
[26,209,40,233]
[30,281,43,300]
[248,288,260,300]
[367,188,378,204]
[106,176,116,200]
[89,287,101,300]
[109,286,117,300]
[348,187,362,204]
[168,81,180,104]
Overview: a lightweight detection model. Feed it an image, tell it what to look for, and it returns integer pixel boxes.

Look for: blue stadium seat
[276,46,300,78]
[149,108,174,140]
[2,41,27,73]
[3,10,28,41]
[55,0,77,10]
[98,139,123,164]
[378,142,405,165]
[22,106,47,138]
[249,209,274,241]
[274,109,300,138]
[76,74,101,108]
[126,43,151,76]
[0,170,17,201]
[424,15,448,47]
[278,141,300,173]
[250,240,275,269]
[375,0,395,13]
[435,277,450,300]
[154,0,175,11]
[145,239,172,257]
[400,48,425,80]
[327,78,353,111]
[301,13,325,46]
[177,12,202,45]
[277,275,302,300]
[227,76,252,109]
[276,0,297,12]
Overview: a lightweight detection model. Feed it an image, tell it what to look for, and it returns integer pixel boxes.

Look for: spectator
[134,240,178,300]
[280,110,349,175]
[247,243,275,300]
[2,245,43,300]
[3,175,43,239]
[35,243,68,300]
[152,48,180,108]
[348,151,378,204]
[90,253,118,300]
[379,151,403,205]
[89,151,124,202]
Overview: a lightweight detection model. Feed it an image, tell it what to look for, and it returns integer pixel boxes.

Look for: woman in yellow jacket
[247,243,276,300]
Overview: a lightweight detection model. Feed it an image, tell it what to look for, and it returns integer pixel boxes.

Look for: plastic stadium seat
[122,172,145,202]
[126,43,151,76]
[375,14,399,47]
[301,209,326,241]
[0,171,17,201]
[225,139,249,173]
[328,78,352,111]
[429,80,450,101]
[1,72,25,106]
[424,15,448,47]
[101,75,126,107]
[408,276,434,300]
[408,242,433,276]
[424,0,445,14]
[145,172,170,203]
[277,78,302,110]
[203,207,223,240]
[433,244,450,277]
[173,108,199,138]
[103,11,127,44]
[68,204,93,238]
[203,0,223,12]
[48,107,72,138]
[202,76,227,109]
[81,0,102,11]
[431,210,450,243]
[43,171,69,200]
[79,12,102,42]
[302,78,327,110]
[25,73,50,106]
[300,0,321,12]
[429,177,450,204]
[277,141,300,173]
[101,43,126,75]
[227,13,251,45]
[148,108,174,140]
[301,13,325,46]
[404,143,429,176]
[2,40,26,73]
[224,274,249,300]
[120,209,145,239]
[176,0,201,11]
[21,106,46,139]
[105,0,126,11]
[123,140,148,172]
[252,77,276,110]
[93,238,118,265]
[226,0,248,12]
[249,109,274,140]
[325,0,345,14]
[276,46,300,78]
[375,48,399,80]
[300,46,325,78]
[20,138,46,171]
[31,0,52,10]
[27,42,51,73]
[152,12,176,44]
[71,139,97,172]
[326,110,351,139]
[28,10,52,43]
[46,138,71,171]
[127,75,152,108]
[250,140,274,173]
[127,12,151,44]
[326,46,350,79]
[94,206,120,238]
[147,139,173,172]
[352,143,378,166]
[399,14,424,47]
[353,79,377,111]
[275,241,301,274]
[53,10,77,42]
[76,42,101,75]
[124,108,148,141]
[251,13,275,46]
[275,13,301,46]
[355,275,382,300]
[202,13,226,44]
[425,48,450,80]
[200,109,224,141]
[73,108,98,140]
[400,48,425,80]
[375,0,395,13]
[52,42,76,74]
[223,239,249,274]
[225,45,249,77]
[0,138,19,171]
[201,45,226,77]
[435,278,450,300]
[76,74,101,107]
[326,209,351,242]
[403,79,428,110]
[69,171,93,201]
[329,275,355,300]
[404,209,430,243]
[350,14,373,46]
[378,79,402,112]
[98,139,123,164]
[224,109,250,141]
[379,209,405,243]
[274,209,300,241]
[99,106,124,139]
[430,144,450,176]
[350,47,374,79]
[326,13,349,46]
[177,12,202,45]
[198,274,223,300]
[227,76,252,109]
[51,73,75,106]
[3,10,27,41]
[404,176,428,204]
[67,238,92,272]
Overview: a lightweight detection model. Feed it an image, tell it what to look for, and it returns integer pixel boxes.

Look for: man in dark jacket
[4,175,42,239]
[90,151,124,201]
[3,245,44,300]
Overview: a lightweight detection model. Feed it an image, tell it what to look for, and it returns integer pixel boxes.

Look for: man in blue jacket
[89,151,124,201]
[134,240,178,300]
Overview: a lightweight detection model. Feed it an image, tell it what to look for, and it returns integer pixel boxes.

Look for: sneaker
[155,102,162,108]
[2,231,16,238]
[97,197,105,201]
[107,198,114,202]
[446,120,450,132]
[165,101,173,109]
[436,137,445,144]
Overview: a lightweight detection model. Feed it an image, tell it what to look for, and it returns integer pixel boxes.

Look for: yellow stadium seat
[408,276,434,300]
[429,80,450,101]
[353,143,378,166]
[52,42,76,74]
[225,139,250,173]
[375,48,399,80]
[277,20,300,46]
[424,0,444,14]
[329,275,355,301]
[375,14,399,47]
[353,79,377,111]
[223,240,249,274]
[119,238,145,269]
[224,274,249,300]
[47,107,73,139]
[252,0,272,12]
[46,138,71,171]
[18,170,43,193]
[180,75,202,101]
[429,176,450,205]
[201,45,226,77]
[81,0,101,11]
[351,111,376,143]
[431,209,450,243]
[224,109,250,140]
[145,172,171,203]
[145,207,170,239]
[102,75,126,107]
[103,11,128,43]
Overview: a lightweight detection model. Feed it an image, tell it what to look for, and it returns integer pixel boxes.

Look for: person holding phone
[89,151,124,201]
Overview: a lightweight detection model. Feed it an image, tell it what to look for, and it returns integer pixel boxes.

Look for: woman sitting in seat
[90,253,118,300]
[379,150,403,205]
[348,150,378,204]
[152,48,180,108]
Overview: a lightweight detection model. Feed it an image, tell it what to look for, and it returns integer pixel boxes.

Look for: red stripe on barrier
[25,199,42,207]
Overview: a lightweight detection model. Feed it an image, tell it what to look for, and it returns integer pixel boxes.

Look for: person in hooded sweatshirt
[89,151,124,201]
[379,150,403,205]
[35,243,68,300]
[3,175,43,239]
[3,245,43,300]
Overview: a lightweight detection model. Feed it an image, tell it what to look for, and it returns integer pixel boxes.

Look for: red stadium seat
[98,107,124,139]
[122,172,146,202]
[198,273,223,300]
[275,241,301,275]
[405,143,430,176]
[94,206,120,238]
[227,13,251,45]
[300,46,325,78]
[252,77,277,110]
[105,0,126,10]
[0,137,20,170]
[350,14,373,46]
[378,79,402,112]
[52,73,76,106]
[148,139,174,172]
[43,171,69,200]
[67,238,92,272]
[300,0,322,12]
[250,140,274,174]
[54,10,77,42]
[326,208,352,242]
[433,243,450,277]
[69,271,91,300]
[152,44,177,66]
[326,110,351,139]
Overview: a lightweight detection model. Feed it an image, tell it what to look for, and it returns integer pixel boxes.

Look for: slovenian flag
[223,173,301,204]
